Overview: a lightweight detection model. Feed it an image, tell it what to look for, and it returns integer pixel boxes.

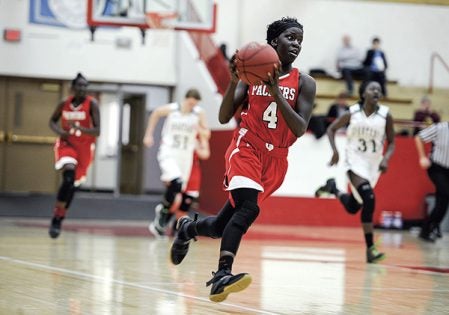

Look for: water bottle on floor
[392,211,403,229]
[381,211,393,229]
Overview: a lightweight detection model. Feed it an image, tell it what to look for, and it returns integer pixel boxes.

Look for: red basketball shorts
[54,138,95,185]
[223,129,288,204]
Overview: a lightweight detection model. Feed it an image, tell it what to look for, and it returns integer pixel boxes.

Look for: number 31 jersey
[242,68,300,148]
[345,103,389,186]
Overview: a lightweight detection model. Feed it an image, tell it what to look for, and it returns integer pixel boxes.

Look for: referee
[415,121,449,242]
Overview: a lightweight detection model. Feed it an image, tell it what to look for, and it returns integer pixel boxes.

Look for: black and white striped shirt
[418,121,449,168]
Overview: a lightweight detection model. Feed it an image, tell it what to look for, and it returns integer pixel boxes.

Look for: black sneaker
[315,178,337,197]
[49,217,63,239]
[419,230,436,243]
[206,269,252,303]
[366,245,386,263]
[433,225,442,239]
[170,216,197,265]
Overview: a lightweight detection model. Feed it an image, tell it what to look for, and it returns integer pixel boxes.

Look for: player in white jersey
[143,88,209,237]
[316,81,395,263]
[344,96,390,190]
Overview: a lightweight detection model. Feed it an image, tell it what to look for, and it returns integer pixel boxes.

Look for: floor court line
[383,263,449,277]
[0,255,276,315]
[2,255,447,296]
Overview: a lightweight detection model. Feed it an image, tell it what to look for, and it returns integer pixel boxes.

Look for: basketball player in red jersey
[48,73,100,239]
[170,17,316,302]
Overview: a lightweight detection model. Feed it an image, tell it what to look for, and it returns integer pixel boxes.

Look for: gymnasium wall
[200,132,434,226]
[214,0,449,88]
[1,1,448,89]
[0,0,444,225]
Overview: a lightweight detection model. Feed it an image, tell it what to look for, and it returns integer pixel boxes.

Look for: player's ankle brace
[218,254,234,271]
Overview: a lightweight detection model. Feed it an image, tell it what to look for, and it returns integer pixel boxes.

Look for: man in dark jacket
[363,37,388,96]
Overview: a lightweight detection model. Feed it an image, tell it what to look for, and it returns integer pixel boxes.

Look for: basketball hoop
[145,12,178,29]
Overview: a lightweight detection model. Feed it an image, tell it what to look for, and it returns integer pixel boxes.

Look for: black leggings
[57,169,76,208]
[427,163,449,226]
[338,182,375,223]
[194,201,235,238]
[193,188,259,255]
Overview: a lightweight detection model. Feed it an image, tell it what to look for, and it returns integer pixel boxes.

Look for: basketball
[235,42,280,85]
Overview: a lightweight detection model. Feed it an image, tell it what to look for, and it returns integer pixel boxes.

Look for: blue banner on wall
[29,0,87,29]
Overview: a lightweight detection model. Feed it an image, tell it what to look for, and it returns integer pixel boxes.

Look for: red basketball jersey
[240,68,300,148]
[61,96,96,144]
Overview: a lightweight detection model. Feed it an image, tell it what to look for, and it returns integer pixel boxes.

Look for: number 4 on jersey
[263,102,278,129]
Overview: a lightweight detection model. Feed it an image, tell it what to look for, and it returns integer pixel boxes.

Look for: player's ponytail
[71,72,88,87]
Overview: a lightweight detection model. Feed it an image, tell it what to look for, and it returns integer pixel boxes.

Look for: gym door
[0,77,61,192]
[120,95,146,194]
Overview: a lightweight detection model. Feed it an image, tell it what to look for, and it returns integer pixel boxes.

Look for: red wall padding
[199,132,434,226]
[198,130,232,212]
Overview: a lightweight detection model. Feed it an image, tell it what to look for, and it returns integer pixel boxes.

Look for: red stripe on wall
[200,132,434,227]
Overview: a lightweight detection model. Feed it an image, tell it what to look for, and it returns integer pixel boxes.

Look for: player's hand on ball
[69,122,82,137]
[229,52,240,83]
[235,42,280,85]
[265,64,280,94]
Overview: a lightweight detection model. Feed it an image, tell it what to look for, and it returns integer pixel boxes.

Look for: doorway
[0,77,61,193]
[119,94,146,194]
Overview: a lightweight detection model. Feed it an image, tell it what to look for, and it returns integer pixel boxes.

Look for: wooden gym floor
[0,218,448,315]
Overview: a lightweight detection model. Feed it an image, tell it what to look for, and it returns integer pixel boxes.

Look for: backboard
[86,0,216,32]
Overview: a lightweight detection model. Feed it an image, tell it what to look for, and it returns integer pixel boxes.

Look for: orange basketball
[235,42,280,85]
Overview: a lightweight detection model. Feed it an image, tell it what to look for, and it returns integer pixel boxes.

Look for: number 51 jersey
[345,103,389,187]
[157,103,201,184]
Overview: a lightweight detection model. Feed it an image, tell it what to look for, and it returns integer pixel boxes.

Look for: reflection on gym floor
[1,218,448,315]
